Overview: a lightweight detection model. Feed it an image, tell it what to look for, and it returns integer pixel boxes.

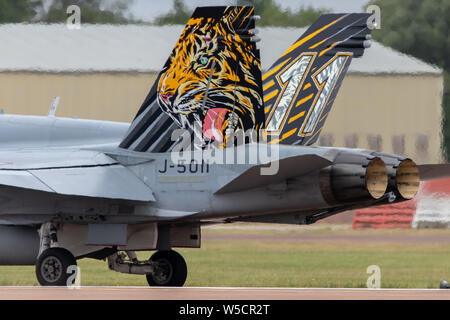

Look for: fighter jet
[0,6,448,287]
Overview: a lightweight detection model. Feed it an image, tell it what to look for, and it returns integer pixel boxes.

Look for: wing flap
[0,165,154,202]
[0,170,54,193]
[29,165,155,201]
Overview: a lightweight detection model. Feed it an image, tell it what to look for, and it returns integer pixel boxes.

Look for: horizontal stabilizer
[215,154,332,194]
[418,164,450,181]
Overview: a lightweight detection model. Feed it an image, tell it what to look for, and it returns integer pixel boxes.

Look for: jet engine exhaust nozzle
[395,159,420,200]
[370,153,420,201]
[320,153,388,204]
[366,157,389,199]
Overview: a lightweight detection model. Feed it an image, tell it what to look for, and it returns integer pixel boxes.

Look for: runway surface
[1,286,450,300]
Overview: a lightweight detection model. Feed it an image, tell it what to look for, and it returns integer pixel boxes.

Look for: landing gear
[36,247,77,286]
[107,249,188,287]
[146,250,187,287]
[33,223,191,287]
[36,222,78,286]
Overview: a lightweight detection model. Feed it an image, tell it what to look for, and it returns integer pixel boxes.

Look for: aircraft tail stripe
[120,104,162,149]
[263,80,275,91]
[321,16,369,46]
[309,37,328,49]
[282,15,347,56]
[319,111,329,123]
[263,89,279,103]
[268,138,281,144]
[123,101,153,136]
[129,110,168,150]
[233,7,245,23]
[309,126,323,141]
[288,111,305,124]
[134,116,173,152]
[262,59,290,81]
[159,136,178,153]
[262,13,372,146]
[282,128,297,140]
[241,8,252,23]
[319,41,341,57]
[146,122,178,152]
[296,93,314,107]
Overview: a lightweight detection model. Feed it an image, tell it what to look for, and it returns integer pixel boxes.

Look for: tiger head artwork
[156,6,265,148]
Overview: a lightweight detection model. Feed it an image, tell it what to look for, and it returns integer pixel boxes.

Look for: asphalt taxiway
[0,286,449,300]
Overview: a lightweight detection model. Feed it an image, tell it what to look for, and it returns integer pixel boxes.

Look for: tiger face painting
[156,6,264,148]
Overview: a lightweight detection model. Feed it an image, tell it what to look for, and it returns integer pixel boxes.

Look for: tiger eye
[199,56,208,65]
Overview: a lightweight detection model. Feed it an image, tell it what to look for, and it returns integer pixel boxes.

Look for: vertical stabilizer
[263,13,372,145]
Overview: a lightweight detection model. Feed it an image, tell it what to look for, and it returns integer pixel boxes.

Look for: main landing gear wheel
[146,250,187,287]
[36,248,77,286]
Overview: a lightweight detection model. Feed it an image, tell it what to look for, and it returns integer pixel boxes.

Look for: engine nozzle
[366,157,389,199]
[395,159,420,200]
[320,152,388,204]
[370,153,420,201]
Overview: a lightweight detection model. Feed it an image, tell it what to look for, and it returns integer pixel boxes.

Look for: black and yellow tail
[119,6,264,152]
[263,13,372,145]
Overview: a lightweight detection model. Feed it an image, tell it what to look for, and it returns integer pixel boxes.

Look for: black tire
[146,250,187,287]
[36,248,77,286]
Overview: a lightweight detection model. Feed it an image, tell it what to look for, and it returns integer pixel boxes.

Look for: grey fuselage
[0,114,387,226]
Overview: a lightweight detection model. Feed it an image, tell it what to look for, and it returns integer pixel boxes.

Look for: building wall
[0,72,157,123]
[320,74,444,164]
[0,72,443,163]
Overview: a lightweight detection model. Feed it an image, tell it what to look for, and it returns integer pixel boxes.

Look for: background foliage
[0,0,135,24]
[155,0,326,27]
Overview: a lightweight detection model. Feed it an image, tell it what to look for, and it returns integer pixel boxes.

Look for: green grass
[185,241,450,288]
[1,225,450,288]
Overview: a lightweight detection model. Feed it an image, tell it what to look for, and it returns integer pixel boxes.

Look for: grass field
[1,224,450,288]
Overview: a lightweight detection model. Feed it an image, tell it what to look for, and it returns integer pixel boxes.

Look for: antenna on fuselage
[48,96,60,117]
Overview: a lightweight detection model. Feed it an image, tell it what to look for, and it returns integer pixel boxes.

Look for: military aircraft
[0,6,448,287]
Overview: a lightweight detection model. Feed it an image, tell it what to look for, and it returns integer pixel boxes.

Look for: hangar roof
[0,24,442,75]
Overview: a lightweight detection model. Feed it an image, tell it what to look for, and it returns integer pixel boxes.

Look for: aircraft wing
[215,154,332,194]
[0,149,155,201]
[418,164,450,181]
